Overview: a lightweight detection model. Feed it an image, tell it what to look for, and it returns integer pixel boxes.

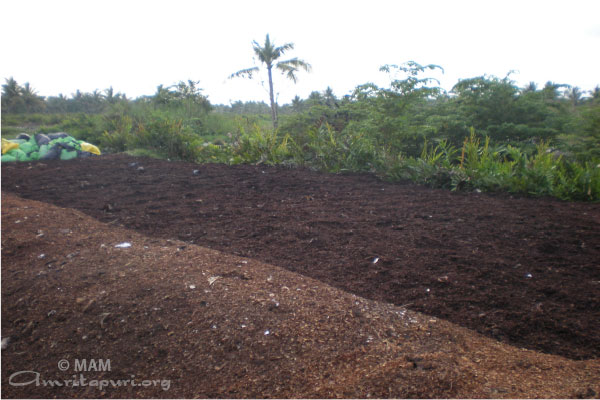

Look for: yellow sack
[80,142,101,155]
[2,138,20,155]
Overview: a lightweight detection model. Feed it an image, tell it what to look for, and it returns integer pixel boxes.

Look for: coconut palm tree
[21,82,45,112]
[2,77,25,112]
[229,34,311,129]
[2,77,21,99]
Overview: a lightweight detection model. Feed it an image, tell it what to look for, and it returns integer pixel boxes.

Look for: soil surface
[2,154,599,362]
[2,193,599,398]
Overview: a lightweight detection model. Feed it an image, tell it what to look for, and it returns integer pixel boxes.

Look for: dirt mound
[2,193,599,398]
[2,155,599,361]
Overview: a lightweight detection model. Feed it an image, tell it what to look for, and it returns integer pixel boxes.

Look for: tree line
[1,77,214,115]
[3,66,599,162]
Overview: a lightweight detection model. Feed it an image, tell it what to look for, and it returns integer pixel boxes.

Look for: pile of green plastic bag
[1,133,101,162]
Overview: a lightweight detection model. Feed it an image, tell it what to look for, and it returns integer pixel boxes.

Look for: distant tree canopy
[147,80,212,117]
[2,77,45,113]
[276,63,599,159]
[213,101,271,114]
[1,78,211,116]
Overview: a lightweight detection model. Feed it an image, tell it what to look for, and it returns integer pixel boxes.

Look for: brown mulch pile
[2,155,599,361]
[1,193,599,398]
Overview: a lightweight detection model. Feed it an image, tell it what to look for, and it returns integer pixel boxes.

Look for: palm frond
[276,58,312,83]
[273,42,294,59]
[228,67,260,80]
[278,58,312,72]
[276,63,299,83]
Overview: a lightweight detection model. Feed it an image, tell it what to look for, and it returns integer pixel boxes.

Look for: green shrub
[230,124,293,165]
[293,123,381,172]
[100,114,133,152]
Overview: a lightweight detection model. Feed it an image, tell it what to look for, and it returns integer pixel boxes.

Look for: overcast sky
[1,0,599,105]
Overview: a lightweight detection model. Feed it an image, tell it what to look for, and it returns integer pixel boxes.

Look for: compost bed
[4,193,599,398]
[2,154,599,361]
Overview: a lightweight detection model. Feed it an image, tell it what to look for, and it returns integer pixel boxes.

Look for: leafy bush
[385,129,599,201]
[293,123,380,172]
[230,124,293,165]
[99,113,202,161]
[553,161,600,201]
[100,114,134,152]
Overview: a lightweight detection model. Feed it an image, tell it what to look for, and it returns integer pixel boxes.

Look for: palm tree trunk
[267,66,278,129]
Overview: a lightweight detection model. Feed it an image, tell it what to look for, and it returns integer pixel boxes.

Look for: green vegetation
[2,56,599,201]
